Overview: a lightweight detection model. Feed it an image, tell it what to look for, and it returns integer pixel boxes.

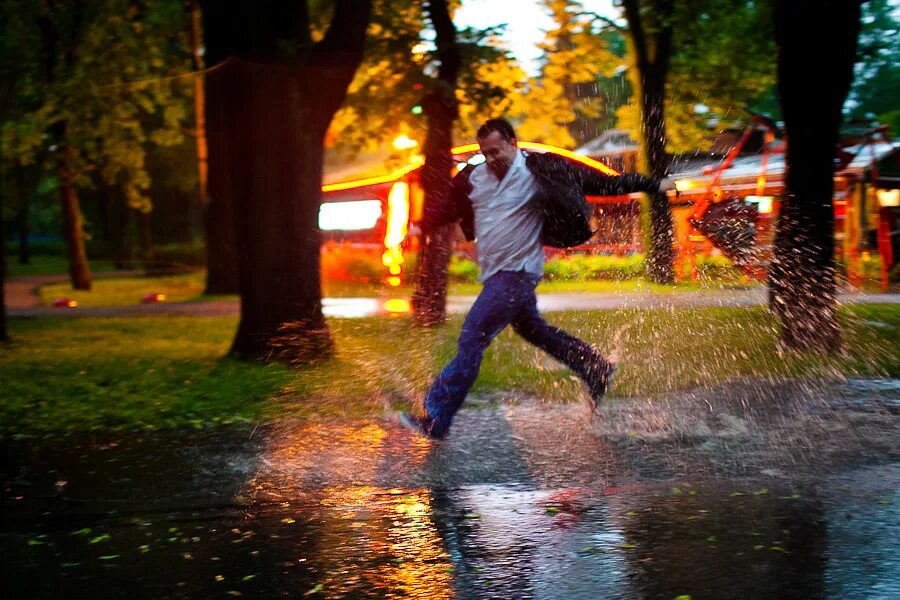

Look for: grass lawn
[8,254,116,277]
[1,304,898,438]
[36,270,761,307]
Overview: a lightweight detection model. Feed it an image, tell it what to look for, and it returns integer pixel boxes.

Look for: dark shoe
[398,412,444,440]
[587,362,617,409]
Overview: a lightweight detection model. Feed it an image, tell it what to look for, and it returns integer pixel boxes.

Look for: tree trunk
[640,64,675,283]
[15,168,30,265]
[622,0,675,284]
[1,168,8,342]
[137,209,156,273]
[202,0,371,362]
[227,61,333,362]
[769,0,861,353]
[190,0,208,210]
[200,2,238,294]
[412,0,461,327]
[60,144,92,290]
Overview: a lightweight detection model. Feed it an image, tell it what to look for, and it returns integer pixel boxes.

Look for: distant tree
[612,0,775,282]
[326,1,523,155]
[848,0,900,131]
[0,0,191,290]
[514,0,625,147]
[769,0,863,352]
[412,0,461,327]
[202,1,372,363]
[618,0,677,283]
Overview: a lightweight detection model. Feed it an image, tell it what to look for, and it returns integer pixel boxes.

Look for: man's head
[476,118,518,178]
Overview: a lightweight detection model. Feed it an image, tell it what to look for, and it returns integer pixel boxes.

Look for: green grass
[8,254,117,277]
[2,304,898,437]
[40,272,208,307]
[37,271,761,307]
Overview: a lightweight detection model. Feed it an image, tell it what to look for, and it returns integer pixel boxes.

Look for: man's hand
[658,176,677,193]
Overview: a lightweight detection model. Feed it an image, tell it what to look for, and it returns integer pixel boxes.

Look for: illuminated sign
[318,200,382,231]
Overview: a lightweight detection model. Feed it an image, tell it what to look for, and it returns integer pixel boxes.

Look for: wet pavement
[7,283,900,318]
[3,378,899,599]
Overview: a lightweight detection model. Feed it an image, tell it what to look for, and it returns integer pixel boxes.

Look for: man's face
[478,131,518,178]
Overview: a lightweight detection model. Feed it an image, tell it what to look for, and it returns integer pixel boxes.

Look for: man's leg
[510,288,614,403]
[423,272,533,437]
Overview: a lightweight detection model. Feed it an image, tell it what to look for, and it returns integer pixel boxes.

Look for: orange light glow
[381,181,410,284]
[674,179,694,192]
[387,276,402,287]
[321,156,424,192]
[393,134,419,150]
[450,142,621,176]
[383,298,411,313]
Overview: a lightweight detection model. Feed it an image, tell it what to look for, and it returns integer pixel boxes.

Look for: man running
[400,118,674,439]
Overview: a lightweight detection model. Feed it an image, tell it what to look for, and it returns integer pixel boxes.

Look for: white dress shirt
[469,150,544,282]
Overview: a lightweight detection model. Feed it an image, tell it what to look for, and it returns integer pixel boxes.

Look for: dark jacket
[419,151,661,248]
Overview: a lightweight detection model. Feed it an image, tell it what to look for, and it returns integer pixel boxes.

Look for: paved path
[7,278,900,319]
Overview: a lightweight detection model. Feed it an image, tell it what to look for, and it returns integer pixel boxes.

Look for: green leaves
[0,0,192,213]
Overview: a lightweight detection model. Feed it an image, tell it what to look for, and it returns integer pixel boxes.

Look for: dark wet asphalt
[3,379,898,599]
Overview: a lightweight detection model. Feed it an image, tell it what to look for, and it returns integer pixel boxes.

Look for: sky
[454,0,623,75]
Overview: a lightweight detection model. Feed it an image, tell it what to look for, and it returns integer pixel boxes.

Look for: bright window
[318,200,382,231]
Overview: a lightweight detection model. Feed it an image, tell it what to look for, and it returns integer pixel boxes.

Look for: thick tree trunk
[412,0,461,327]
[200,4,238,294]
[622,0,675,284]
[228,61,332,362]
[769,0,861,353]
[60,144,92,290]
[202,0,371,363]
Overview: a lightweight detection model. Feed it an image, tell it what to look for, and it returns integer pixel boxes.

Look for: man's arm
[576,162,676,196]
[417,166,473,233]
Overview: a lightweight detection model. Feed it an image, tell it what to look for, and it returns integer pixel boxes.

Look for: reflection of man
[400,118,675,439]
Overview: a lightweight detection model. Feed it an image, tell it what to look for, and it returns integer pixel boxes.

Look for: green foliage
[150,242,207,269]
[543,253,647,281]
[0,0,193,213]
[326,0,524,156]
[447,254,480,282]
[877,109,900,137]
[513,0,627,147]
[849,0,900,120]
[616,0,777,154]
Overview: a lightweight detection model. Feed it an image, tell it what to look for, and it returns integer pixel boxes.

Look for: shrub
[150,242,206,270]
[447,254,479,282]
[544,253,645,281]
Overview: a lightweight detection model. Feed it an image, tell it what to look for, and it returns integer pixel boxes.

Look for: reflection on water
[4,392,898,599]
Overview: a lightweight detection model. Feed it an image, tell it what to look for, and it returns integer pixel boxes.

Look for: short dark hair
[477,118,516,142]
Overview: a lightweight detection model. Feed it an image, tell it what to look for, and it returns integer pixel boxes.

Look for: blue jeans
[424,270,605,437]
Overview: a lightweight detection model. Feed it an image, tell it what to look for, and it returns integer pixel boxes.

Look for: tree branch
[620,0,648,70]
[316,0,372,56]
[573,11,626,32]
[427,0,461,85]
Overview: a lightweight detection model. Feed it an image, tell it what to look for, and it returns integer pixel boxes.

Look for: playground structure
[662,122,899,289]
